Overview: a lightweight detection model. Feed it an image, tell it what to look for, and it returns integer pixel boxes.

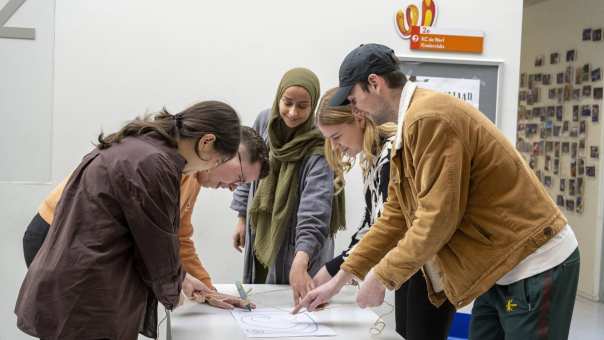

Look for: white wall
[0,0,53,183]
[0,1,524,339]
[521,0,604,301]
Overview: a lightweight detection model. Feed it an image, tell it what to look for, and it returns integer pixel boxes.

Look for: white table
[169,284,403,340]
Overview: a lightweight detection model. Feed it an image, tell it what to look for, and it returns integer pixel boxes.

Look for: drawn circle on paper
[240,311,319,334]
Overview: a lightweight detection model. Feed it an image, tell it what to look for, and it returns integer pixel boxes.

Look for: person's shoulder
[103,135,182,175]
[407,87,475,125]
[254,108,271,130]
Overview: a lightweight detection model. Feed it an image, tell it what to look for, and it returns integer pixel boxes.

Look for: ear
[353,111,366,129]
[197,134,216,153]
[367,74,380,90]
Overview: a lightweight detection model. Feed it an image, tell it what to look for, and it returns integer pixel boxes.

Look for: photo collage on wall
[516,27,602,215]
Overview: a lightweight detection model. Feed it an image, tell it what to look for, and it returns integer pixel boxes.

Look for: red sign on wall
[410,26,484,54]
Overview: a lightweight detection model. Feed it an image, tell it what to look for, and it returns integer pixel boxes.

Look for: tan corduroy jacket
[341,88,567,309]
[38,172,214,289]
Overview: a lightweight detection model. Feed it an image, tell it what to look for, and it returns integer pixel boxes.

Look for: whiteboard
[398,56,503,126]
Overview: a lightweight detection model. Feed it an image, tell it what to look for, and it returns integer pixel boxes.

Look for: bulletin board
[397,55,504,126]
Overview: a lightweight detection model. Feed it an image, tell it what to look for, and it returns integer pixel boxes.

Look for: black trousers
[23,213,50,267]
[395,270,456,340]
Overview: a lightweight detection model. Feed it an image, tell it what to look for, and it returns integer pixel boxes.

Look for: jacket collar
[394,81,418,150]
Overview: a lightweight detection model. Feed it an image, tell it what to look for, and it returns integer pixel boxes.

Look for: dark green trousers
[469,248,580,340]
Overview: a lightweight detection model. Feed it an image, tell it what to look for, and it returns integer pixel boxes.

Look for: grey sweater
[230,109,335,284]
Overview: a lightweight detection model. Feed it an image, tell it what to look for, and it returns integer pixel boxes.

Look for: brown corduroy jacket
[38,167,214,289]
[341,88,567,309]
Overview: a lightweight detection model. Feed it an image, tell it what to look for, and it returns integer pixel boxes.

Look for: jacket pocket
[460,221,493,245]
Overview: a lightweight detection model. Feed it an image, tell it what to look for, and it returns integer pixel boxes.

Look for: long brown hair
[316,88,396,193]
[97,101,241,158]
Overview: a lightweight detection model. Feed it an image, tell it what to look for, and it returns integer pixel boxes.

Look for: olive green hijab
[248,68,346,267]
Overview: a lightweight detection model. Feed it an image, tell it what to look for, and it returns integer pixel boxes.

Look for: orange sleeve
[37,177,69,225]
[178,174,214,289]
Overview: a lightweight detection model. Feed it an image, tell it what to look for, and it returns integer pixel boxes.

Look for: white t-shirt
[497,224,578,285]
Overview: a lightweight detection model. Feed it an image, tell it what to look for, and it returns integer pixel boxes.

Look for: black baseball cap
[330,43,399,106]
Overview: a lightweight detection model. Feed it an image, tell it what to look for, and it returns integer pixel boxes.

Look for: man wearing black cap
[294,43,580,340]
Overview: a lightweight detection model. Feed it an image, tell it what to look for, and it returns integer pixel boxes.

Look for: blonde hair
[316,88,397,193]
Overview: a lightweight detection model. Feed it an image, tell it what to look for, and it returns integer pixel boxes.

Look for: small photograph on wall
[566,199,575,212]
[582,105,592,117]
[570,126,578,137]
[519,91,527,102]
[561,86,569,102]
[593,104,600,122]
[520,73,527,87]
[550,52,560,65]
[592,68,602,82]
[554,125,561,137]
[563,120,570,133]
[565,66,574,83]
[579,139,586,151]
[554,158,560,175]
[571,160,577,177]
[576,196,584,214]
[581,70,589,82]
[548,88,557,100]
[593,28,602,42]
[543,73,552,85]
[594,87,603,99]
[573,88,582,101]
[556,106,563,121]
[573,106,580,121]
[547,106,555,117]
[535,73,543,82]
[533,142,542,155]
[591,146,599,159]
[569,178,576,195]
[556,195,564,207]
[560,178,566,192]
[562,142,570,153]
[583,85,592,97]
[578,177,584,194]
[535,55,545,67]
[579,120,587,135]
[579,158,585,176]
[566,49,576,62]
[576,68,583,85]
[544,175,552,187]
[546,141,554,153]
[526,124,538,137]
[586,165,596,177]
[555,141,561,156]
[557,72,565,84]
[571,143,578,158]
[583,28,593,41]
[532,88,542,103]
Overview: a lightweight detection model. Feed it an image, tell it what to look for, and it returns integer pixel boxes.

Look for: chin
[283,119,303,128]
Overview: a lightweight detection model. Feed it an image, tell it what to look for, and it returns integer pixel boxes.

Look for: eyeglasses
[237,151,246,184]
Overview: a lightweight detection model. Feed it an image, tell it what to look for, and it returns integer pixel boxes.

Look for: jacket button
[544,227,553,236]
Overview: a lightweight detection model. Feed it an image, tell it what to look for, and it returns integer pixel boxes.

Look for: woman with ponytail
[15,101,241,340]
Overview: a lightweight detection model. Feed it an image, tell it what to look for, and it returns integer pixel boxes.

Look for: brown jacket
[38,169,214,289]
[341,88,567,309]
[16,133,185,340]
